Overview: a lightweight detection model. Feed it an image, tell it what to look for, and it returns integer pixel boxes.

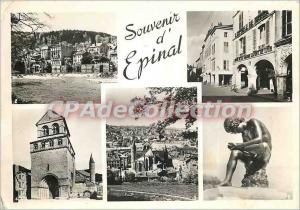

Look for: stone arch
[52,123,59,134]
[40,174,59,199]
[279,48,292,70]
[254,59,275,91]
[237,64,249,89]
[42,125,49,136]
[284,54,292,100]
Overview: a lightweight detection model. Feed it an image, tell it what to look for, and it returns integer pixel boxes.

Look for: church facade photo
[13,110,102,201]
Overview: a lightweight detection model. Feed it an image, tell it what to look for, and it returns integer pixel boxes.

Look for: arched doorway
[52,123,59,134]
[40,175,59,199]
[285,54,292,100]
[238,64,248,89]
[255,60,275,91]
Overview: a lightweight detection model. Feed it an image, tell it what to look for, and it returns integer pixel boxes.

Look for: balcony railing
[235,11,270,39]
[255,11,270,25]
[234,45,273,62]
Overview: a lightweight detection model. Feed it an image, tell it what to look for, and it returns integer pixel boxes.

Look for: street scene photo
[187,11,292,102]
[105,86,198,201]
[12,106,103,202]
[11,13,117,103]
[203,107,294,200]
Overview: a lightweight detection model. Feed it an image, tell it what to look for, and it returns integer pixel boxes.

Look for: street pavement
[202,84,288,103]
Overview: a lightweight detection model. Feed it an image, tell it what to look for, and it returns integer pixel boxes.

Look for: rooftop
[204,24,233,42]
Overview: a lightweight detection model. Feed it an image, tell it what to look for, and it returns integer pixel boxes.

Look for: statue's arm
[237,119,263,149]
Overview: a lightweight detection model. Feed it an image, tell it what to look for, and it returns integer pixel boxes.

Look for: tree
[13,61,26,74]
[181,130,197,142]
[130,87,197,138]
[81,52,93,64]
[11,13,50,68]
[45,62,52,73]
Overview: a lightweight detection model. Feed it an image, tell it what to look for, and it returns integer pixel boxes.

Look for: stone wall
[31,148,74,199]
[275,43,292,95]
[72,183,98,198]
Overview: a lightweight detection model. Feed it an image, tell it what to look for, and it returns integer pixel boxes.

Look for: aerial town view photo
[104,86,199,201]
[11,13,117,103]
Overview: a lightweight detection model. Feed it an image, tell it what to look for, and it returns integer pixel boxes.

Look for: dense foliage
[130,87,197,137]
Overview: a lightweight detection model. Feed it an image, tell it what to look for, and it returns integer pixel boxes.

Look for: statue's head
[224,117,246,133]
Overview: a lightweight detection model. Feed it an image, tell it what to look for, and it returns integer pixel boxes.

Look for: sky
[187,11,233,65]
[13,105,103,173]
[27,13,116,35]
[203,107,295,192]
[105,87,196,130]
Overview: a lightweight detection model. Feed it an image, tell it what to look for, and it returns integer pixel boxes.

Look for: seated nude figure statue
[220,117,272,186]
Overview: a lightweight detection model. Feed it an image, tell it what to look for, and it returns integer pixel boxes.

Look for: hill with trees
[36,29,115,45]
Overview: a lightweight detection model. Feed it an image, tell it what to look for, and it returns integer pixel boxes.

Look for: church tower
[30,110,75,199]
[89,154,95,183]
[131,140,136,171]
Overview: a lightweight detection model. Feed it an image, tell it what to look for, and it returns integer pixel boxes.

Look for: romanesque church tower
[30,110,75,199]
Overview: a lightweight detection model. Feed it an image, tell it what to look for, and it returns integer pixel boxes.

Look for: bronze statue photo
[220,117,272,187]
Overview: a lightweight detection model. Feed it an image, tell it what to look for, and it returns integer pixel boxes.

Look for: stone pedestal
[204,186,291,200]
[241,169,269,188]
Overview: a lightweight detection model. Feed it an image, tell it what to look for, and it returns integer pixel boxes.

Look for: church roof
[36,110,64,125]
[75,169,102,183]
[36,110,70,135]
[136,147,170,162]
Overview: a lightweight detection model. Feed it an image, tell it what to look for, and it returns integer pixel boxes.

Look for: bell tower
[30,110,75,199]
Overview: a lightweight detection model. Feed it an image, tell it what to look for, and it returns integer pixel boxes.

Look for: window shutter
[266,21,270,45]
[282,10,287,37]
[287,11,292,35]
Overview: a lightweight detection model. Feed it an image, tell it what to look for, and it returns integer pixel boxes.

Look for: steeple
[89,153,95,183]
[89,153,95,163]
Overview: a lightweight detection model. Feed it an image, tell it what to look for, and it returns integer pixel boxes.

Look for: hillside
[36,29,115,45]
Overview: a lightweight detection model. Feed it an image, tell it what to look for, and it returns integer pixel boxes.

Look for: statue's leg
[244,143,272,175]
[242,144,264,158]
[220,150,244,186]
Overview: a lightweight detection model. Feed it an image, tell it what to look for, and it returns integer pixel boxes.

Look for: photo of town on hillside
[105,87,198,201]
[187,11,292,102]
[12,106,103,202]
[11,13,117,104]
